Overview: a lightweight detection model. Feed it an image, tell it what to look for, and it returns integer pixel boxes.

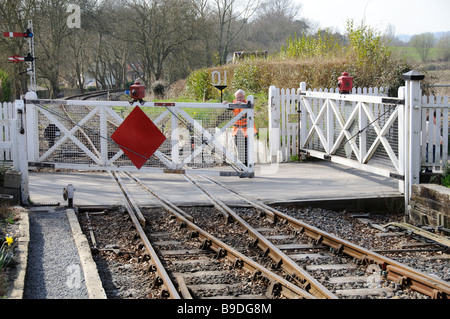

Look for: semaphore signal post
[4,20,37,92]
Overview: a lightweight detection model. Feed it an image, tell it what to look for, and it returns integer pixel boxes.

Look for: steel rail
[124,172,317,299]
[201,175,450,299]
[109,171,181,299]
[182,174,338,299]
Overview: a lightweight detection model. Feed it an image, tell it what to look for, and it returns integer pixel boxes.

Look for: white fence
[0,101,28,203]
[0,102,16,163]
[421,95,449,171]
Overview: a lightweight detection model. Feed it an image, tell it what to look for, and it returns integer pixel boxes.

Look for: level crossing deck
[28,161,402,211]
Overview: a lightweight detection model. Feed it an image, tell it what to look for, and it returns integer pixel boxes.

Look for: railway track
[112,171,314,299]
[63,89,125,101]
[76,171,450,300]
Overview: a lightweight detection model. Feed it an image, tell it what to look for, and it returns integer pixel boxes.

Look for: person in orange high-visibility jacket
[229,89,257,166]
[231,89,257,137]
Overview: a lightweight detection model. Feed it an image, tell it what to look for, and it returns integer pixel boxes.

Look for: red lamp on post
[338,72,353,94]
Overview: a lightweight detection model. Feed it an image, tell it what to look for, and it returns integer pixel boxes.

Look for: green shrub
[185,69,215,101]
[281,30,341,59]
[345,20,407,93]
[441,165,450,188]
[279,20,412,94]
[231,61,261,93]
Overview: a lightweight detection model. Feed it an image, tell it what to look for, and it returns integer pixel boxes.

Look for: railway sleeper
[189,176,450,300]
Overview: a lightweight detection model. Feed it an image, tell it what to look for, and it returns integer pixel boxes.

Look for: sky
[295,0,450,36]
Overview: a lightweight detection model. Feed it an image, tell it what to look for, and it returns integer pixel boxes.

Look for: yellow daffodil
[5,236,13,246]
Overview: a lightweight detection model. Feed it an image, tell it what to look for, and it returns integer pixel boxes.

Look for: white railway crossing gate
[269,71,449,214]
[23,95,255,177]
[297,88,405,179]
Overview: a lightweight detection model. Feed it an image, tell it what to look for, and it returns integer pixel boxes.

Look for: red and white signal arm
[8,55,25,63]
[8,53,34,63]
[4,32,23,38]
[3,31,33,38]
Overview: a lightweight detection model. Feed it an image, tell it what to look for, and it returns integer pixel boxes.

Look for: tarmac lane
[28,162,401,207]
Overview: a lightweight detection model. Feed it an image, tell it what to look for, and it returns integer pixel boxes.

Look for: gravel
[23,207,89,299]
[275,206,450,283]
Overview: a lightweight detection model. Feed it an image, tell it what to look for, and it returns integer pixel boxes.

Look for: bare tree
[243,0,308,53]
[410,32,435,63]
[1,0,317,97]
[436,34,450,62]
[32,0,74,97]
[189,0,215,67]
[61,0,105,92]
[113,0,203,86]
[62,28,90,92]
[212,0,259,64]
[257,0,300,20]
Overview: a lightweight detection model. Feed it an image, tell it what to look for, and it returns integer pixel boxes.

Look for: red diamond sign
[111,106,166,169]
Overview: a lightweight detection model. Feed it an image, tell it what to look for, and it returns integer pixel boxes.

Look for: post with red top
[338,72,353,94]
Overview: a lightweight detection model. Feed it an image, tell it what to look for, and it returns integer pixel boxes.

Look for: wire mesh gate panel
[25,99,255,177]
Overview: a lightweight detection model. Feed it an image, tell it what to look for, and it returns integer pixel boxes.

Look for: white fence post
[247,95,255,177]
[268,85,280,163]
[99,105,108,165]
[14,100,29,205]
[397,86,406,194]
[171,107,180,168]
[299,82,307,155]
[402,70,425,219]
[25,92,39,162]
